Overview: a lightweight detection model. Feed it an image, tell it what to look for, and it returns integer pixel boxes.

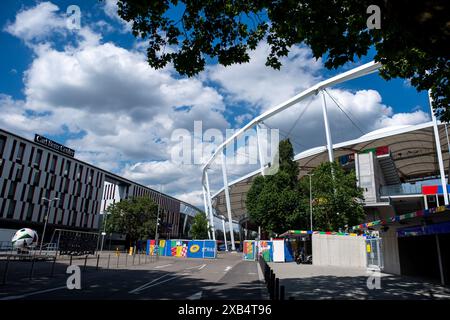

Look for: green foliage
[246,139,306,234]
[116,0,449,119]
[105,196,158,243]
[246,139,365,233]
[190,212,210,239]
[299,162,365,231]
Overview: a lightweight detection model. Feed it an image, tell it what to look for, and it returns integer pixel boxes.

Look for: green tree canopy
[246,139,365,233]
[300,162,365,231]
[246,139,306,235]
[105,196,158,245]
[116,0,449,119]
[190,212,210,239]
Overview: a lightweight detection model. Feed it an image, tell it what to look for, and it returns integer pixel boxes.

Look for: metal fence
[366,237,384,270]
[258,256,284,300]
[0,250,159,285]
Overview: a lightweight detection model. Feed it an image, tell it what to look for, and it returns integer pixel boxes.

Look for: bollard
[2,256,10,285]
[280,285,285,300]
[138,253,141,265]
[117,254,120,268]
[84,255,88,271]
[125,253,128,266]
[269,272,275,300]
[29,257,36,280]
[133,253,136,265]
[145,254,147,264]
[107,254,111,269]
[69,255,73,266]
[274,278,279,300]
[50,256,57,277]
[96,254,100,271]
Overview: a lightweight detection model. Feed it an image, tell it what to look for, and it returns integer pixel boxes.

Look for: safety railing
[258,256,285,300]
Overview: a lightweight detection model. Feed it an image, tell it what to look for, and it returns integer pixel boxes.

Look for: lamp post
[306,173,313,231]
[100,211,110,252]
[154,185,163,255]
[40,197,59,255]
[219,215,228,251]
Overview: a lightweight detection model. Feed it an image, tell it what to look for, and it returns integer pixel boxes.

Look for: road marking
[154,263,173,269]
[198,264,207,270]
[0,286,67,300]
[187,291,203,300]
[129,274,171,294]
[224,266,232,272]
[132,276,179,293]
[185,264,206,270]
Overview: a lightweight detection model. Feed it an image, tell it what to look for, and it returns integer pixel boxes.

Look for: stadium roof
[211,121,450,222]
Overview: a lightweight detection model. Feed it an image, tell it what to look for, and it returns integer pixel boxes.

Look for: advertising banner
[259,240,273,262]
[272,239,285,262]
[203,240,216,259]
[158,239,166,256]
[187,240,204,258]
[243,240,256,260]
[171,240,178,256]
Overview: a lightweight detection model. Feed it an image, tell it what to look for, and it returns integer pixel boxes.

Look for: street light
[99,210,111,252]
[154,185,163,256]
[306,173,314,231]
[219,215,228,251]
[40,197,59,255]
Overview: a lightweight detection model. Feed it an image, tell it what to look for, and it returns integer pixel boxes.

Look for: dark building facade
[0,128,200,242]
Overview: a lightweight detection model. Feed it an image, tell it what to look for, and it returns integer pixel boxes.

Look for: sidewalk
[268,262,450,300]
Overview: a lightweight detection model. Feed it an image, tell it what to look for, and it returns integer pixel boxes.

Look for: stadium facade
[0,128,201,243]
[205,61,450,285]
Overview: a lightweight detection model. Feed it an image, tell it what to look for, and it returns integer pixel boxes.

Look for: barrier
[146,239,216,259]
[243,240,256,260]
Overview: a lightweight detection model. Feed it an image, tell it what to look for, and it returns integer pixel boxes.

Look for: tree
[299,162,365,231]
[246,139,306,235]
[105,196,158,247]
[116,0,449,119]
[190,212,210,239]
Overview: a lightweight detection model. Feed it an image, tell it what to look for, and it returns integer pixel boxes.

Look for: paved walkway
[268,262,450,300]
[0,252,267,300]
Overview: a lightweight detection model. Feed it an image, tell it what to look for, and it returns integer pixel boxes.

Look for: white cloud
[4,2,66,43]
[1,2,431,208]
[206,42,323,111]
[102,0,132,33]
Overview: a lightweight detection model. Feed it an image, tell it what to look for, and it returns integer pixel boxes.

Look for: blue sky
[0,1,431,208]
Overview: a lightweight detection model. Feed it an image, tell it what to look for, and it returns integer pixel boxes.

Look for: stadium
[203,61,450,285]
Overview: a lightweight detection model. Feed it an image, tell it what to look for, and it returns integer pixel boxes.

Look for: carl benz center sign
[34,134,76,158]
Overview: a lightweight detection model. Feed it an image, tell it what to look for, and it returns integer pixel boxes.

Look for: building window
[88,169,94,184]
[77,183,82,196]
[7,181,17,200]
[0,135,6,158]
[28,147,35,167]
[15,165,24,182]
[7,200,16,219]
[64,179,70,193]
[9,140,17,161]
[17,143,26,163]
[34,149,43,167]
[27,186,35,202]
[65,160,71,177]
[77,165,83,181]
[33,171,41,186]
[50,155,57,173]
[26,204,34,221]
[50,175,56,190]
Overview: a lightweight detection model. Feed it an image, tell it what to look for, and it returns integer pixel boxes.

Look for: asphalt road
[0,252,267,300]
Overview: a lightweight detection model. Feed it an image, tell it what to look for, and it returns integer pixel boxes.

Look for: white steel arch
[202,61,383,250]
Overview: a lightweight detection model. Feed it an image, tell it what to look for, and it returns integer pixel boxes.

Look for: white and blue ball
[11,228,39,249]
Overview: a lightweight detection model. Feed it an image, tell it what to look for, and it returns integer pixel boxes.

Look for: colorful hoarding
[203,240,217,259]
[243,240,256,260]
[187,240,204,258]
